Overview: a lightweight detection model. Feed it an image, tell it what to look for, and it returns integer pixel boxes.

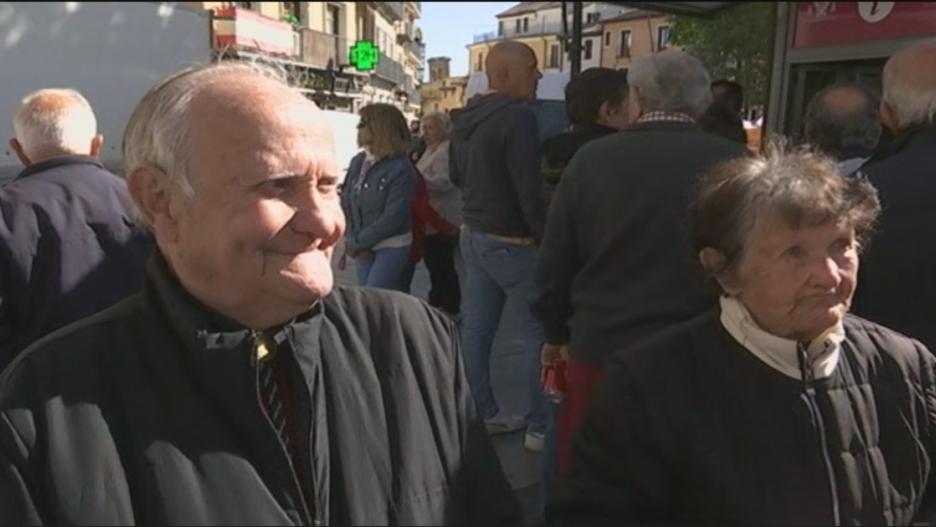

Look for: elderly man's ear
[699,247,740,296]
[880,101,900,135]
[90,134,104,158]
[127,167,182,243]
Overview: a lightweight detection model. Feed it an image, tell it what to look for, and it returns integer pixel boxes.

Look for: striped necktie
[256,338,293,458]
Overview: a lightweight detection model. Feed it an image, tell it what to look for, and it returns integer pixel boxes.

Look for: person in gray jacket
[0,61,520,526]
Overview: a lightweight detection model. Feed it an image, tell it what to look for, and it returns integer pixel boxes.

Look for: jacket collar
[719,295,844,381]
[15,154,104,180]
[623,120,701,133]
[868,123,936,164]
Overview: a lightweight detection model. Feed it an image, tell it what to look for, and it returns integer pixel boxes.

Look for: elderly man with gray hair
[0,88,151,368]
[852,38,936,353]
[803,82,882,176]
[534,49,748,475]
[0,62,520,525]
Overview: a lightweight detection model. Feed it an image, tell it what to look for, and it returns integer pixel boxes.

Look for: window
[326,4,340,34]
[605,31,610,46]
[476,51,484,72]
[498,20,504,36]
[584,39,593,60]
[618,30,632,57]
[283,2,302,24]
[515,19,521,34]
[658,25,671,50]
[586,12,600,23]
[548,43,559,68]
[523,17,529,32]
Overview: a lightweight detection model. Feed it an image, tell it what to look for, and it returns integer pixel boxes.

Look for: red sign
[794,2,936,48]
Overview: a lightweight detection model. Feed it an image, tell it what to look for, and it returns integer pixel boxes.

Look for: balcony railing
[473,19,565,43]
[375,52,406,85]
[299,29,351,70]
[213,6,299,58]
[405,40,425,62]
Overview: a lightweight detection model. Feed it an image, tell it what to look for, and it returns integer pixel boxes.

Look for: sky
[419,1,517,82]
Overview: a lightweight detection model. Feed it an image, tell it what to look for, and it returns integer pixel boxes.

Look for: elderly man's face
[726,212,859,343]
[162,81,344,328]
[421,118,446,145]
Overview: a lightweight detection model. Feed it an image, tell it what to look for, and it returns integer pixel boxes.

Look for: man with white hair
[0,62,520,525]
[0,88,150,368]
[534,49,748,474]
[852,38,936,352]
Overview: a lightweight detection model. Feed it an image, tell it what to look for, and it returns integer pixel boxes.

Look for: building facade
[418,57,468,115]
[467,2,630,76]
[188,2,424,119]
[596,10,672,70]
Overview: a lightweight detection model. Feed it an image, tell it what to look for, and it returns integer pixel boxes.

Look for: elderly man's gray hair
[804,83,882,158]
[13,88,97,160]
[882,37,936,129]
[122,60,289,197]
[628,49,712,118]
[690,139,880,282]
[421,111,452,133]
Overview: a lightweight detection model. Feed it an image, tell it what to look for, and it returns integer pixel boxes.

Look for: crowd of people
[0,31,935,525]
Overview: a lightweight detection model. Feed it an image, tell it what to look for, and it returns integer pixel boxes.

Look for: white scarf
[719,296,845,381]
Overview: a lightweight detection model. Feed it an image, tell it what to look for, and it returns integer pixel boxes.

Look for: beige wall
[600,16,672,69]
[419,77,466,115]
[468,35,559,74]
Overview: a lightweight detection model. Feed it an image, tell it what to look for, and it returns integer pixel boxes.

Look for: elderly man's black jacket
[853,124,936,353]
[549,309,936,525]
[0,257,520,525]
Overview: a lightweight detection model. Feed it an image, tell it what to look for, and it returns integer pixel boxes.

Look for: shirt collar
[636,111,696,124]
[15,154,104,180]
[719,295,845,381]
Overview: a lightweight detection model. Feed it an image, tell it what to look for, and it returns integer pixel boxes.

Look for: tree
[668,2,776,109]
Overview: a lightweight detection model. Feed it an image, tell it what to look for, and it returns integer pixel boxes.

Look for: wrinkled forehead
[190,84,337,174]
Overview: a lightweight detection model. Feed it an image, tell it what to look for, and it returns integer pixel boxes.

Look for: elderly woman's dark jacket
[341,152,415,253]
[0,256,521,525]
[549,308,936,525]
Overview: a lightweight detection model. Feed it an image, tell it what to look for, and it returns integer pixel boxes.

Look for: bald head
[882,38,936,132]
[805,83,881,159]
[485,40,541,100]
[123,61,333,199]
[11,88,101,166]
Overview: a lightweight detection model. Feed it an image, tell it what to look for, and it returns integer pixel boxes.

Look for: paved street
[333,242,546,525]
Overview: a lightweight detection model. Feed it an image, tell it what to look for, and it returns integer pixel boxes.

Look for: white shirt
[719,296,845,381]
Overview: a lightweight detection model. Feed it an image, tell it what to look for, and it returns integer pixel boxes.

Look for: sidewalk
[333,244,546,526]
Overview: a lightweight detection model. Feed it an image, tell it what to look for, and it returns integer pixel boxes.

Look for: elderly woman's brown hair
[689,138,881,283]
[358,103,411,159]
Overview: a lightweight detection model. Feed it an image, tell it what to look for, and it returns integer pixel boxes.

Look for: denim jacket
[341,152,415,252]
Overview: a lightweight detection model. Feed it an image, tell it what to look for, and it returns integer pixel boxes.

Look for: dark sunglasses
[357,119,368,129]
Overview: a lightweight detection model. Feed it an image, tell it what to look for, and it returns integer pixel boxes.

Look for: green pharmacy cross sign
[349,40,380,72]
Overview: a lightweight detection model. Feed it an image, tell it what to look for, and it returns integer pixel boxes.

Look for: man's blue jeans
[459,228,547,434]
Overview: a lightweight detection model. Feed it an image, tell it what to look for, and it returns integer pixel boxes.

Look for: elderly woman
[548,144,936,525]
[414,111,463,317]
[341,104,415,291]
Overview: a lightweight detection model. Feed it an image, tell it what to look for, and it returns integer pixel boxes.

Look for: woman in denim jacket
[341,104,416,291]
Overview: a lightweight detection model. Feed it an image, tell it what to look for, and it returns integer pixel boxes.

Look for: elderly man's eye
[319,176,339,192]
[831,238,855,254]
[783,246,805,259]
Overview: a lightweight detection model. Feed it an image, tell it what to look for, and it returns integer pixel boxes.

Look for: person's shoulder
[604,309,721,378]
[0,294,146,403]
[325,285,455,339]
[842,314,935,375]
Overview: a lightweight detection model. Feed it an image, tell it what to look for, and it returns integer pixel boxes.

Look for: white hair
[13,88,97,160]
[628,49,712,118]
[122,60,289,198]
[882,38,936,128]
[422,111,452,133]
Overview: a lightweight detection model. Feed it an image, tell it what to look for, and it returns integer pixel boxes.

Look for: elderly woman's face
[421,118,446,145]
[725,212,859,342]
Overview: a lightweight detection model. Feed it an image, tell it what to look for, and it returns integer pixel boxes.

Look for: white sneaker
[484,413,525,436]
[524,430,545,452]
